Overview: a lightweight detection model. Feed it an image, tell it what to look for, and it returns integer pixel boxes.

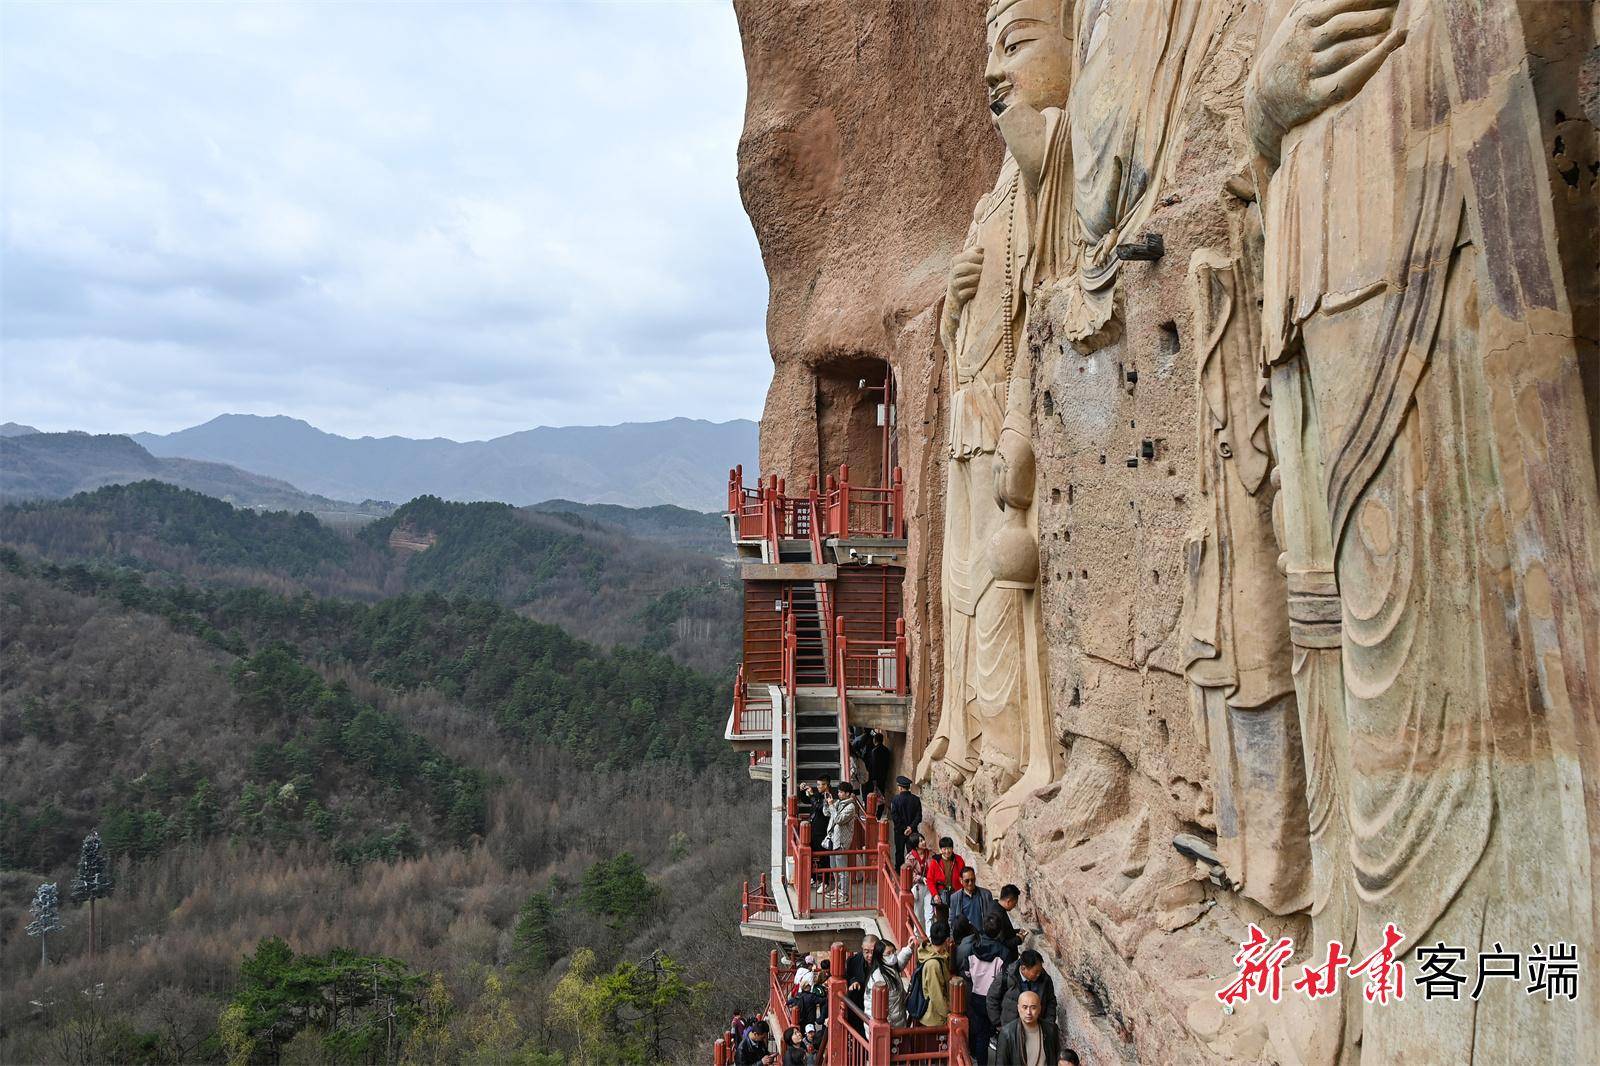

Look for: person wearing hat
[802,1024,824,1066]
[889,775,923,868]
[793,953,817,995]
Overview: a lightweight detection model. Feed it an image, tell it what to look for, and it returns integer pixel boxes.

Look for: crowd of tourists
[729,770,1081,1066]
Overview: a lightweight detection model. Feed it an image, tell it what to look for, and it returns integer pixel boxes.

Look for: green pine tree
[511,891,560,975]
[70,830,114,957]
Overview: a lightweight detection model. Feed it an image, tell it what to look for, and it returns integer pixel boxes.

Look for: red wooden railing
[769,949,797,1035]
[728,466,766,541]
[730,663,774,738]
[834,615,908,694]
[785,796,880,919]
[834,614,908,748]
[781,610,799,793]
[825,464,905,540]
[730,464,905,554]
[823,942,972,1066]
[741,874,779,924]
[712,1030,735,1066]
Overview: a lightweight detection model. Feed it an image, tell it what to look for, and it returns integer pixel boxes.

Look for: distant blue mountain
[132,414,758,512]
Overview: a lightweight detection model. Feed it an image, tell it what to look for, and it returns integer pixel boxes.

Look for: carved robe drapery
[1254,0,1599,1060]
[1046,0,1223,350]
[1182,228,1310,918]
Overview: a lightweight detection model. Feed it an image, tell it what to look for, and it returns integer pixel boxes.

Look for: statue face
[984,0,1072,120]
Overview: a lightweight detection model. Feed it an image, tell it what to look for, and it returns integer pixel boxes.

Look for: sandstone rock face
[734,0,1599,1062]
[734,0,1001,757]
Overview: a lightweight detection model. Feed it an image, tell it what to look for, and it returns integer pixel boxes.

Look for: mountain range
[129,413,758,511]
[0,431,386,516]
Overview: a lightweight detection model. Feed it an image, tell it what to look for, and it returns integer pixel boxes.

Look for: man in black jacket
[865,731,893,800]
[992,990,1060,1066]
[802,779,831,889]
[987,949,1057,1031]
[734,1019,772,1065]
[845,931,878,1026]
[888,776,922,868]
[986,883,1024,962]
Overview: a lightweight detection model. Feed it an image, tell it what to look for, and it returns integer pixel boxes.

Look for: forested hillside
[528,498,731,556]
[0,548,766,1064]
[2,483,741,672]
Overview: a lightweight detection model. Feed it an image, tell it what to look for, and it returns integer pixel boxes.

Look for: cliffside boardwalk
[726,0,1597,1061]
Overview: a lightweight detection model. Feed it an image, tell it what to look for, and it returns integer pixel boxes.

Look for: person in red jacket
[925,836,967,903]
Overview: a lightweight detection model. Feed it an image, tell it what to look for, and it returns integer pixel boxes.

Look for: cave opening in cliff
[812,356,897,489]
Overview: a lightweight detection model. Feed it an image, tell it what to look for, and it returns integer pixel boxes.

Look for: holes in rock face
[1152,569,1160,586]
[1158,320,1180,359]
[1067,484,1075,504]
[1178,821,1217,847]
[1156,717,1169,747]
[1141,439,1156,460]
[1080,568,1088,579]
[1051,487,1061,504]
[1129,419,1136,429]
[1043,390,1055,416]
[1070,686,1081,706]
[1099,453,1107,465]
[1560,163,1580,187]
[1553,134,1566,157]
[1064,529,1071,542]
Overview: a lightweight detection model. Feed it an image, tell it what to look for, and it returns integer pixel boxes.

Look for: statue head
[984,0,1073,121]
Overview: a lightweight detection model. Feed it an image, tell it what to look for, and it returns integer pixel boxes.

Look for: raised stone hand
[1245,0,1407,163]
[940,245,985,351]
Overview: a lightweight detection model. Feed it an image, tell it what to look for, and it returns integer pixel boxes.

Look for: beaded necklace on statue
[1000,171,1019,409]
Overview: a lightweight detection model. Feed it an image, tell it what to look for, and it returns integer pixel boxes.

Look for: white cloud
[0,0,771,440]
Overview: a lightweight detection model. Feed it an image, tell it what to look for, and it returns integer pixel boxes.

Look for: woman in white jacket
[864,938,915,1027]
[824,784,863,904]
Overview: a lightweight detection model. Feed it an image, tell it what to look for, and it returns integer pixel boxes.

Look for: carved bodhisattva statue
[1183,216,1312,920]
[1247,0,1600,1061]
[917,0,1069,854]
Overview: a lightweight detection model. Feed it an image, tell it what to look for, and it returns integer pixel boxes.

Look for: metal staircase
[791,691,843,786]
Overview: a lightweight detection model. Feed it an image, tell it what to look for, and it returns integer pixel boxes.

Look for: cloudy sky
[0,0,770,441]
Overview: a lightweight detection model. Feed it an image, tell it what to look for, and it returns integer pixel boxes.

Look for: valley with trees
[0,485,766,1064]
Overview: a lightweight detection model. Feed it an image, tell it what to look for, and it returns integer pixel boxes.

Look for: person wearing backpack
[986,948,1058,1031]
[962,913,1010,1064]
[909,920,954,1026]
[865,936,915,1027]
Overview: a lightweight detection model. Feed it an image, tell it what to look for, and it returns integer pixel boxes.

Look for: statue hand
[1245,0,1407,164]
[943,247,984,329]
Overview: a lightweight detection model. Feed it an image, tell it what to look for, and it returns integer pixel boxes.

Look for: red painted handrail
[728,466,767,541]
[834,615,908,694]
[769,949,797,1035]
[825,464,905,540]
[730,663,774,739]
[742,874,778,923]
[813,936,970,1066]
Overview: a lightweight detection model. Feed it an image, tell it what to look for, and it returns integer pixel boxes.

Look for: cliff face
[733,0,1000,745]
[734,0,1600,1062]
